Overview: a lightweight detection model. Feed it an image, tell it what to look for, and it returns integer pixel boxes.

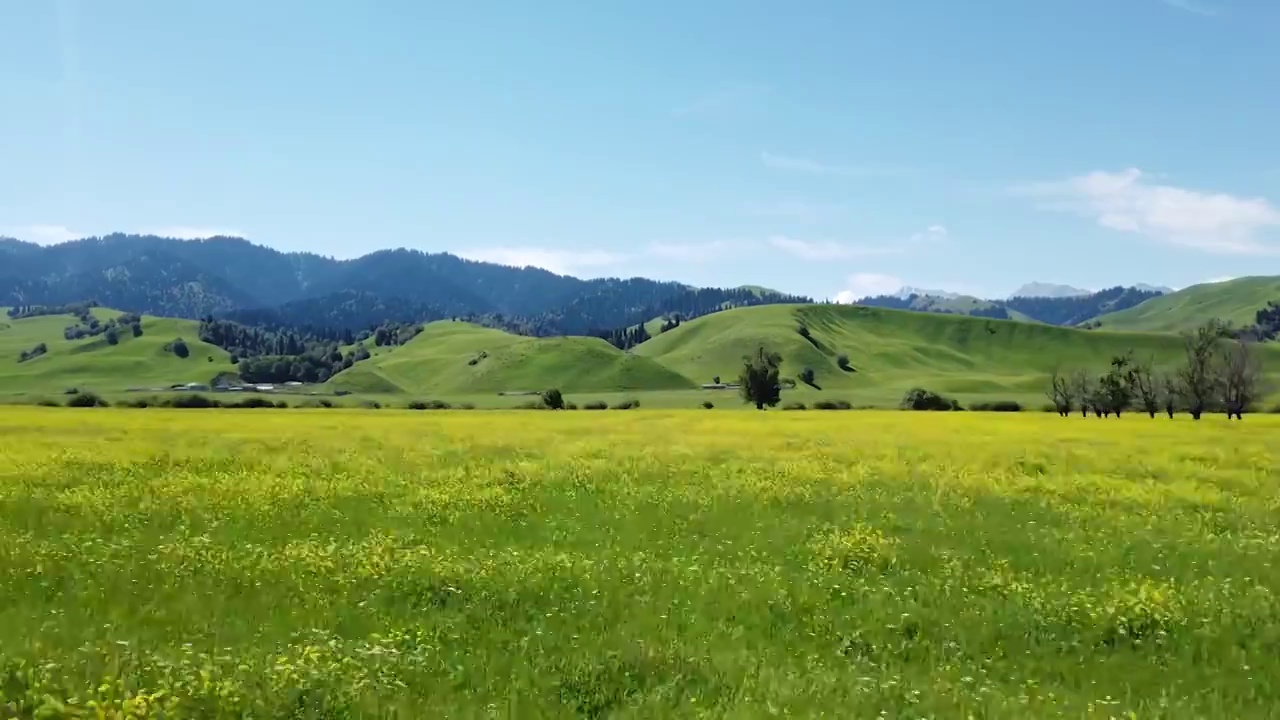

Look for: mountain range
[0,233,1233,335]
[0,234,808,335]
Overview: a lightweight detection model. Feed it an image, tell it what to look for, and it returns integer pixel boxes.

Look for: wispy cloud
[1013,168,1280,255]
[769,225,948,261]
[910,224,949,243]
[832,273,905,303]
[760,151,915,178]
[672,84,769,118]
[647,240,736,262]
[155,226,245,240]
[1160,0,1220,16]
[768,236,901,261]
[456,247,629,276]
[4,224,82,244]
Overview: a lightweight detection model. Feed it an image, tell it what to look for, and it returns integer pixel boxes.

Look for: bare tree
[1159,371,1179,419]
[1131,355,1160,418]
[1217,339,1263,420]
[1177,320,1227,420]
[1046,367,1073,416]
[1070,369,1093,418]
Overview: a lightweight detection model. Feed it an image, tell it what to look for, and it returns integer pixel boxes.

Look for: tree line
[1046,320,1265,420]
[196,316,422,384]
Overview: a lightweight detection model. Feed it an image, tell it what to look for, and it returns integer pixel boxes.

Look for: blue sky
[2,0,1278,300]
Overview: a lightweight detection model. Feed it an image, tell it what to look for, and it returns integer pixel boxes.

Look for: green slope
[1094,276,1280,332]
[634,303,1280,402]
[0,309,234,397]
[328,320,696,395]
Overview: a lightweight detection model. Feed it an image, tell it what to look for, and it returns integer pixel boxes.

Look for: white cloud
[1161,0,1219,16]
[767,236,898,261]
[770,225,946,261]
[456,247,629,275]
[833,273,904,303]
[4,224,81,244]
[910,224,949,243]
[760,151,914,178]
[154,226,245,240]
[1014,168,1280,255]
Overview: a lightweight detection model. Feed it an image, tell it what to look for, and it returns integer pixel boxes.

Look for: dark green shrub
[459,402,476,410]
[836,354,853,371]
[900,388,963,411]
[798,367,816,386]
[813,399,853,410]
[970,400,1023,412]
[565,401,578,410]
[541,388,565,410]
[167,394,221,409]
[227,396,275,409]
[360,400,382,410]
[701,400,714,409]
[122,397,152,408]
[783,402,807,411]
[611,398,640,410]
[407,400,429,410]
[66,392,109,408]
[274,400,290,409]
[583,400,608,410]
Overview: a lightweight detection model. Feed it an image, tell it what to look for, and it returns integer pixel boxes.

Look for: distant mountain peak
[896,286,962,300]
[1009,282,1092,299]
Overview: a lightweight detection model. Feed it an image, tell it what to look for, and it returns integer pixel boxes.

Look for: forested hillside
[0,234,808,335]
[857,286,1165,326]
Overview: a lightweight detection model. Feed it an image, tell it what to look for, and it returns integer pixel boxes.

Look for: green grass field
[2,408,1279,716]
[1095,276,1280,332]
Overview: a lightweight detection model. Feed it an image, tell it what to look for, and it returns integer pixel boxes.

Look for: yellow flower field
[1,407,1278,717]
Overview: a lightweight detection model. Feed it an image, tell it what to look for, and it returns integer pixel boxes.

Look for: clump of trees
[541,388,566,410]
[7,301,101,320]
[1047,319,1265,420]
[900,388,962,411]
[17,343,49,363]
[739,346,782,410]
[62,310,141,341]
[798,366,817,387]
[596,323,651,350]
[196,316,411,384]
[165,338,190,359]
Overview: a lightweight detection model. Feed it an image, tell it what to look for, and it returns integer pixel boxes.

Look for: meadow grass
[1,408,1279,717]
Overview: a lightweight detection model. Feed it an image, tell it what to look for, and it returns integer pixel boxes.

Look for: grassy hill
[635,303,1280,405]
[0,308,234,397]
[6,301,1279,408]
[328,320,695,395]
[1094,276,1280,332]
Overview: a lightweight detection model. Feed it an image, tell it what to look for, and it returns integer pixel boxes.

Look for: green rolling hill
[5,301,1279,407]
[0,308,235,397]
[1094,276,1280,332]
[328,320,695,395]
[634,303,1280,403]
